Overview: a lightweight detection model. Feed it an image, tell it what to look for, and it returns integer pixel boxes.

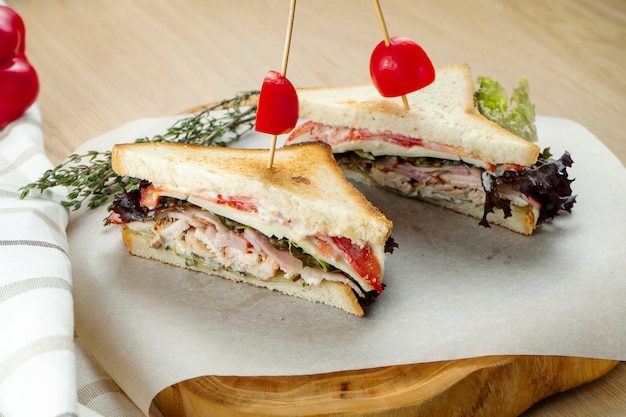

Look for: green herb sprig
[19,90,260,211]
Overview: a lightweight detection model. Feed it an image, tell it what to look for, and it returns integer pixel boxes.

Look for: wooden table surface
[8,0,625,415]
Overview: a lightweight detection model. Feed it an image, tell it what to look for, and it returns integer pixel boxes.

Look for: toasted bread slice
[294,64,540,167]
[111,142,391,245]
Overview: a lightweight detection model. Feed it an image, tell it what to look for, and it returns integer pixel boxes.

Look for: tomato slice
[216,194,258,213]
[139,184,162,208]
[332,236,383,293]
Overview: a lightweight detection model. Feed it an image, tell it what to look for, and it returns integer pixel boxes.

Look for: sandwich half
[107,142,394,316]
[286,64,575,235]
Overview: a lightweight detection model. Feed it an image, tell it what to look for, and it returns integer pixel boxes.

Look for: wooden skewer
[268,0,297,169]
[281,0,297,77]
[267,135,278,169]
[373,0,391,46]
[400,94,410,110]
[373,0,410,111]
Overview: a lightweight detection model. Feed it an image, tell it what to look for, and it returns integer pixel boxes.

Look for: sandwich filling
[289,121,513,172]
[287,121,576,230]
[107,181,391,298]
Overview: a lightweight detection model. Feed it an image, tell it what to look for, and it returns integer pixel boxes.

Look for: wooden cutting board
[154,356,618,416]
[153,104,617,416]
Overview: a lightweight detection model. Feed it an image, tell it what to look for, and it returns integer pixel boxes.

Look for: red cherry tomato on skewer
[255,70,299,136]
[369,36,435,98]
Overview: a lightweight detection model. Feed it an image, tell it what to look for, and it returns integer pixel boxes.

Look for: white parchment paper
[69,116,626,416]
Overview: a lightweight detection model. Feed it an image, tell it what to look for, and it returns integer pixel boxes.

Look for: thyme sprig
[19,90,260,211]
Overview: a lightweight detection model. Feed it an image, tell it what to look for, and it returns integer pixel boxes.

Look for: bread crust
[121,226,365,316]
[296,64,540,167]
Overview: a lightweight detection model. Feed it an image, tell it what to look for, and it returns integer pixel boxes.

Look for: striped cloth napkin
[0,104,146,416]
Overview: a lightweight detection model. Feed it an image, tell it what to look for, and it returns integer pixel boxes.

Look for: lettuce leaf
[498,151,576,224]
[480,151,576,227]
[474,76,538,143]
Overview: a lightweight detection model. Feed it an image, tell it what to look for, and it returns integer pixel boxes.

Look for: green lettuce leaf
[474,75,538,143]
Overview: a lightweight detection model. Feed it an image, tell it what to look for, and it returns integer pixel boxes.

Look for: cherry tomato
[0,6,38,130]
[255,70,299,136]
[369,36,435,98]
[0,5,25,61]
